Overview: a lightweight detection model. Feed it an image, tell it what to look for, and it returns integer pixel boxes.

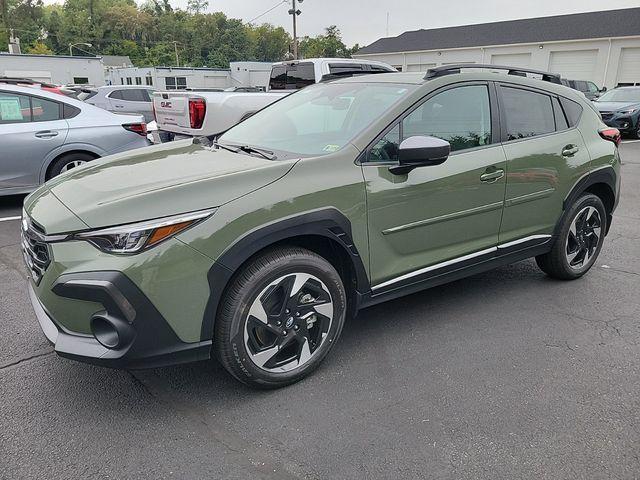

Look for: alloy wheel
[244,273,334,373]
[566,206,602,269]
[60,160,86,172]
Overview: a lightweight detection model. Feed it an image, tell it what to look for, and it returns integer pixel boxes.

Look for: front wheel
[214,247,347,388]
[536,193,607,280]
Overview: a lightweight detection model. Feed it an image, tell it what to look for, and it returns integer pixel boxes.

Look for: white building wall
[0,54,105,86]
[354,36,640,88]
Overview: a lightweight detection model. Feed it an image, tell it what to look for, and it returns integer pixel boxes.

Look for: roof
[100,55,133,68]
[356,7,640,55]
[0,52,100,61]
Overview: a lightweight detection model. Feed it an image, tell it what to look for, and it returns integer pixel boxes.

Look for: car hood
[30,140,297,231]
[594,101,640,112]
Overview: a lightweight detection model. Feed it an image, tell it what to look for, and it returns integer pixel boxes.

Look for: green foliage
[3,0,361,67]
[26,40,52,54]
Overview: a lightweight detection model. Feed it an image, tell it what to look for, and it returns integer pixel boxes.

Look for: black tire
[47,152,95,180]
[634,122,640,140]
[535,193,607,280]
[214,246,347,388]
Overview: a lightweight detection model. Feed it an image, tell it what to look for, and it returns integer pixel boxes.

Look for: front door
[363,83,507,290]
[0,90,68,190]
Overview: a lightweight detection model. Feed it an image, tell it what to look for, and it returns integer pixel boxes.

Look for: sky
[43,0,640,47]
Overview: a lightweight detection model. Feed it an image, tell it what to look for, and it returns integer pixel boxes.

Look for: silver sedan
[0,84,150,196]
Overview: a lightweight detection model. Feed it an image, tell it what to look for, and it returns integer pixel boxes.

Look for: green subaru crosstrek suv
[23,65,621,388]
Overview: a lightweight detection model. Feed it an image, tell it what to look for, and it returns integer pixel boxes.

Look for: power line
[248,0,287,24]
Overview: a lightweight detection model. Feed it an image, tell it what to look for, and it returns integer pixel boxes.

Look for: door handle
[114,105,124,108]
[480,169,505,183]
[562,145,579,157]
[35,131,59,139]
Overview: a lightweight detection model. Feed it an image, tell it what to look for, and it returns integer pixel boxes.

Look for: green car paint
[23,70,620,369]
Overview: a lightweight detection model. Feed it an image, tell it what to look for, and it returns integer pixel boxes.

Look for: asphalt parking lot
[1,142,639,480]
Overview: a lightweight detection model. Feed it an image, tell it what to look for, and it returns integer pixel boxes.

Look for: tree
[26,40,53,54]
[299,25,355,59]
[186,0,207,14]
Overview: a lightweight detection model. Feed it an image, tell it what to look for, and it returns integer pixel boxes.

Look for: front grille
[21,217,51,285]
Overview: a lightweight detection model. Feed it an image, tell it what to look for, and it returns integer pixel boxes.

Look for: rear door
[108,88,153,121]
[497,84,591,248]
[0,91,68,190]
[152,92,190,130]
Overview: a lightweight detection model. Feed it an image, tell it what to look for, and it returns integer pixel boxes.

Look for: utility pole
[172,41,180,67]
[288,0,303,59]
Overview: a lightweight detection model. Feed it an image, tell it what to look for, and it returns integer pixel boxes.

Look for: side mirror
[600,86,607,92]
[389,136,450,175]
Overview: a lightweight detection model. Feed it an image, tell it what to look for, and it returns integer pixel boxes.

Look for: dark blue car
[593,87,640,139]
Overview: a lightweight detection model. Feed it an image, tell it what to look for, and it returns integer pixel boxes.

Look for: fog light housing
[91,313,134,349]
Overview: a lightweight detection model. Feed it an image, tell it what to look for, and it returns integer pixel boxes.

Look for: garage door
[549,50,598,81]
[406,63,436,72]
[491,53,531,68]
[617,48,640,86]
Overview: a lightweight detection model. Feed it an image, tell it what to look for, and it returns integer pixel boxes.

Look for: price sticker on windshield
[323,144,341,153]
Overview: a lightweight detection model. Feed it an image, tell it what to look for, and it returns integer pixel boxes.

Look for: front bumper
[28,271,212,370]
[601,113,638,133]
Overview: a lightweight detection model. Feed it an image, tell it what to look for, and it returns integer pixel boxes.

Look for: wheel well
[223,234,360,320]
[45,150,100,180]
[584,182,615,216]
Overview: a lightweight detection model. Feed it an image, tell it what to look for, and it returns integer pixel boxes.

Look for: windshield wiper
[236,145,277,161]
[211,141,240,154]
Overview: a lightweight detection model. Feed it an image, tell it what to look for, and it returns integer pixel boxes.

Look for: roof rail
[424,64,562,84]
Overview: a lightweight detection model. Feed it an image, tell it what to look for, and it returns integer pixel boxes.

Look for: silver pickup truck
[153,58,396,140]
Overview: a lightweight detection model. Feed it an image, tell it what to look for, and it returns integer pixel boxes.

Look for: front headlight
[620,108,638,115]
[75,208,216,254]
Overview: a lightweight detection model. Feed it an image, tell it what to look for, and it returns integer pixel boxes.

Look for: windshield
[219,82,414,157]
[597,89,640,103]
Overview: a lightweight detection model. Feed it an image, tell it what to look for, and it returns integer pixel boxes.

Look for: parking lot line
[0,216,21,223]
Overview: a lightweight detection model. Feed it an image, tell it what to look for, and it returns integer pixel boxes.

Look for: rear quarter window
[559,97,584,127]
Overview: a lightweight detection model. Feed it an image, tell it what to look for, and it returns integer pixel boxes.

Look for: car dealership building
[353,8,640,89]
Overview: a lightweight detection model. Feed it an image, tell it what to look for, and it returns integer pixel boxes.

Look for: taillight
[123,123,148,136]
[189,98,206,129]
[599,127,621,146]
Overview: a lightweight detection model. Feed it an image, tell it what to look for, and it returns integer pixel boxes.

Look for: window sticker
[0,97,24,121]
[322,144,341,153]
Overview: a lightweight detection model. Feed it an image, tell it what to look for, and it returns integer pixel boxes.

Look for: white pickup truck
[152,58,396,140]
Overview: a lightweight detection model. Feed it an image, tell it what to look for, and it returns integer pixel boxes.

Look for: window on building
[72,77,89,85]
[120,78,124,85]
[135,77,142,85]
[165,77,187,90]
[126,77,132,85]
[500,87,555,140]
[369,85,492,161]
[145,76,153,86]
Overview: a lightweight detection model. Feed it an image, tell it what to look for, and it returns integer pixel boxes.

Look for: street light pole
[69,42,93,56]
[172,41,180,67]
[288,0,303,59]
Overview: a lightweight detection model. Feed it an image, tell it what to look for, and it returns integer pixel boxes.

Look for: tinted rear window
[269,63,315,90]
[63,103,81,119]
[120,89,148,102]
[329,63,364,75]
[501,87,555,140]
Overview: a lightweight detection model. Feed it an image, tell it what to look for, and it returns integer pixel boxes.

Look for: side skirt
[358,239,553,310]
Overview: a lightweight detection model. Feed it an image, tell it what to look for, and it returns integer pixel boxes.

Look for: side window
[110,90,123,100]
[552,97,569,130]
[31,97,61,122]
[559,97,583,127]
[501,87,555,140]
[63,103,81,119]
[0,92,31,124]
[120,89,147,102]
[286,63,315,90]
[329,63,364,75]
[368,85,492,162]
[587,82,599,93]
[403,85,492,151]
[369,125,400,162]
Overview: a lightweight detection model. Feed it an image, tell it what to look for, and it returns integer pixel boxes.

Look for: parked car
[85,85,156,122]
[24,64,620,388]
[593,86,640,138]
[561,79,605,100]
[0,84,149,196]
[0,76,76,97]
[153,58,396,140]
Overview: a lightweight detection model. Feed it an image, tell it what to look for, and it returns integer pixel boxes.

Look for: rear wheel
[214,247,347,388]
[536,193,607,280]
[47,152,95,179]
